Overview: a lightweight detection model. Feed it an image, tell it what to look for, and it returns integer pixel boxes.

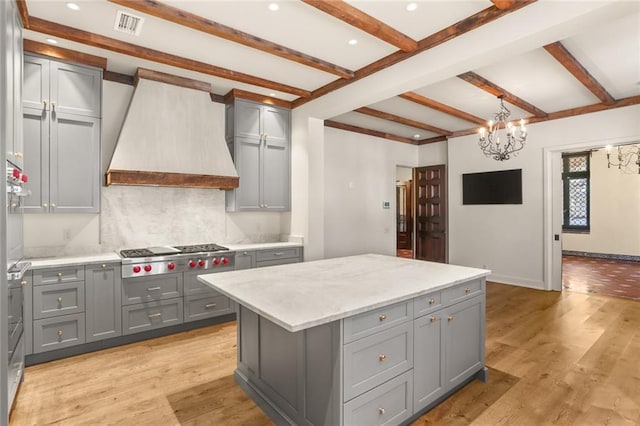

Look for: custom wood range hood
[106,68,239,189]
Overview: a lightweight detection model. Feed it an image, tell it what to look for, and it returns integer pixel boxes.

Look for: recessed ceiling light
[413,134,421,139]
[268,3,279,11]
[66,2,80,11]
[45,38,58,44]
[406,3,418,12]
[348,39,358,46]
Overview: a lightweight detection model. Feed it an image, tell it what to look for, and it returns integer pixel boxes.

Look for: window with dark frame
[562,152,590,232]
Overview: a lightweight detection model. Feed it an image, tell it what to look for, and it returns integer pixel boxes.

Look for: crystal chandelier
[478,95,527,161]
[606,144,640,174]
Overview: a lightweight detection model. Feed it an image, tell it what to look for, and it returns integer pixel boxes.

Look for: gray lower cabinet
[33,281,85,319]
[85,263,122,342]
[22,54,102,214]
[122,298,183,335]
[184,293,232,322]
[122,273,183,305]
[234,278,486,426]
[235,250,256,270]
[33,313,85,353]
[226,99,291,212]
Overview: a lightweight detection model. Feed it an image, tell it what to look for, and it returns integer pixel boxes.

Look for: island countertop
[198,253,490,332]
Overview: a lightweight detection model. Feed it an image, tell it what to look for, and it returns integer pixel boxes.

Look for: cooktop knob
[198,260,205,267]
[133,266,141,273]
[144,265,152,272]
[222,257,229,265]
[21,174,28,183]
[168,263,175,270]
[213,258,221,266]
[12,169,20,179]
[189,260,196,268]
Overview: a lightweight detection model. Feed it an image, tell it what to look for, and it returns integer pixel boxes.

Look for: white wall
[24,80,283,258]
[323,128,417,258]
[396,166,412,182]
[418,141,448,167]
[448,105,640,289]
[563,147,640,256]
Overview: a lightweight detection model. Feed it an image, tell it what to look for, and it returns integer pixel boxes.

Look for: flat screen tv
[462,169,522,205]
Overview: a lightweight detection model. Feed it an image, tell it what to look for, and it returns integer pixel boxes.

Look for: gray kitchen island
[198,254,490,426]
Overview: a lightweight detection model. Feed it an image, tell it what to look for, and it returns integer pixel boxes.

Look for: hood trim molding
[106,169,239,189]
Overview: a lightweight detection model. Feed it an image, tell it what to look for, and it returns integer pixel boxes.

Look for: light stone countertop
[26,242,302,269]
[198,253,490,332]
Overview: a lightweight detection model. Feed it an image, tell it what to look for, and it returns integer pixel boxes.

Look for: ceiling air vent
[114,10,144,36]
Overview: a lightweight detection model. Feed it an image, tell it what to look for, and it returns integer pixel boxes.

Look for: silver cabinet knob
[51,203,56,208]
[51,101,56,111]
[57,330,63,337]
[43,203,48,208]
[57,272,63,277]
[20,280,27,286]
[101,264,107,269]
[43,100,48,109]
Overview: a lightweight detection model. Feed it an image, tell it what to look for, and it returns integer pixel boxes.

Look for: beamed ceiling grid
[16,0,640,145]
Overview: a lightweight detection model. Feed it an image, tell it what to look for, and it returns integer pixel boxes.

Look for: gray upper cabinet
[4,2,23,169]
[226,99,291,212]
[22,54,101,213]
[85,263,122,343]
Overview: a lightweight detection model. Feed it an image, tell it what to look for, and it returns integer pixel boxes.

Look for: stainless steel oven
[6,162,29,410]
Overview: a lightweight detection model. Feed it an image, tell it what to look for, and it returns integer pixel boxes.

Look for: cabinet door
[235,100,262,139]
[49,112,100,213]
[262,106,288,144]
[10,10,23,168]
[235,251,255,270]
[22,107,50,213]
[85,264,122,343]
[50,61,102,117]
[235,136,262,209]
[23,55,50,111]
[413,312,445,411]
[262,133,290,210]
[444,296,485,390]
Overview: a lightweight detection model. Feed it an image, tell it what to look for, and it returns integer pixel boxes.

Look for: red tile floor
[397,249,413,259]
[562,255,640,301]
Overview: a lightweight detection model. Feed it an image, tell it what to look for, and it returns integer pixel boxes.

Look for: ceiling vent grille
[114,10,144,36]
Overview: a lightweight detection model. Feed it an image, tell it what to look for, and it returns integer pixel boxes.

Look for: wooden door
[415,165,447,263]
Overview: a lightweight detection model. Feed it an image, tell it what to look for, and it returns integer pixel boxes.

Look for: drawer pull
[57,330,63,337]
[379,408,385,415]
[430,315,437,322]
[379,314,387,322]
[428,298,436,305]
[57,272,63,278]
[148,313,162,319]
[274,252,284,256]
[379,354,387,362]
[205,303,217,309]
[101,264,107,269]
[21,280,27,286]
[465,287,471,294]
[57,297,63,304]
[448,315,454,322]
[147,287,162,292]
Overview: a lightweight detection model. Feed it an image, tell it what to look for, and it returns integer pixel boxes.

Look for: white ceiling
[23,0,640,142]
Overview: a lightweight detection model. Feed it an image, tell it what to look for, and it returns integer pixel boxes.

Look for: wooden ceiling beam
[399,92,486,125]
[23,39,107,70]
[324,120,418,145]
[543,41,615,105]
[16,0,29,28]
[355,107,452,136]
[293,0,536,108]
[27,17,311,98]
[418,135,448,145]
[224,89,292,109]
[457,71,547,117]
[301,0,417,52]
[108,0,354,79]
[103,70,135,86]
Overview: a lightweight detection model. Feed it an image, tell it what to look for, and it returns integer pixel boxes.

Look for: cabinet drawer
[343,300,413,344]
[443,279,484,305]
[343,322,413,401]
[344,370,413,426]
[33,313,85,353]
[255,247,300,262]
[184,270,232,296]
[122,273,183,305]
[184,294,233,322]
[33,281,85,319]
[414,291,443,318]
[33,266,84,285]
[122,298,183,335]
[255,257,300,268]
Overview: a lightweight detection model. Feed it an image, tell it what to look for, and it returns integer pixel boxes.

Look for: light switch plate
[383,201,390,209]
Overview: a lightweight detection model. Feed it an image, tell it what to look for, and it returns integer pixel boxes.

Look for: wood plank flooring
[10,283,640,425]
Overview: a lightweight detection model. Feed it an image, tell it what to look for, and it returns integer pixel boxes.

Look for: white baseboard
[488,274,547,291]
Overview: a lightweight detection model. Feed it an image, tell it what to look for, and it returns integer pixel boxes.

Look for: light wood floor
[10,283,640,425]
